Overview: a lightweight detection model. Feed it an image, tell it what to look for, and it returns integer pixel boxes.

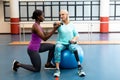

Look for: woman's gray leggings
[19,43,55,72]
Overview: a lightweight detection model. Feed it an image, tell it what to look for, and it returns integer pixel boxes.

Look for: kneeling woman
[12,9,61,72]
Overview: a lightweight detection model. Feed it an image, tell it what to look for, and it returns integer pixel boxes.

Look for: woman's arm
[33,22,61,41]
[69,36,79,44]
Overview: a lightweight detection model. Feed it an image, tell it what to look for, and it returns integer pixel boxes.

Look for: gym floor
[0,33,120,80]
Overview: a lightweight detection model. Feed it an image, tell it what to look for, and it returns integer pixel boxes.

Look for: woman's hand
[53,21,63,30]
[69,40,77,44]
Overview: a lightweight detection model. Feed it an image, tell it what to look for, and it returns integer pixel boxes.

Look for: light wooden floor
[9,40,120,45]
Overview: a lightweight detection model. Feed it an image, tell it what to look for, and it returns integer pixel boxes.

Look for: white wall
[18,21,120,33]
[0,1,10,33]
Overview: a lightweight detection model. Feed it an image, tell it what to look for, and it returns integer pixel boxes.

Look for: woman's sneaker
[78,69,86,77]
[12,60,19,72]
[53,69,60,77]
[44,63,56,69]
[78,65,86,77]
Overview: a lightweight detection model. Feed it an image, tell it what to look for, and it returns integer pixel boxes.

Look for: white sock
[78,61,81,65]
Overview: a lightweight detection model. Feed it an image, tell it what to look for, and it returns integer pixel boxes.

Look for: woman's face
[60,11,68,22]
[38,13,44,22]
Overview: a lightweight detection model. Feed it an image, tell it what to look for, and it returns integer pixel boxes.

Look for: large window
[4,1,100,21]
[110,1,120,20]
[4,1,10,22]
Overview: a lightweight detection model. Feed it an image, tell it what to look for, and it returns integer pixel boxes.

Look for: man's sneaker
[12,60,19,72]
[44,63,56,69]
[53,69,60,77]
[78,69,86,77]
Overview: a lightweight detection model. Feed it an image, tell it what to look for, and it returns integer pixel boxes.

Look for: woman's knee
[69,44,77,52]
[51,44,55,48]
[55,44,64,52]
[48,44,55,50]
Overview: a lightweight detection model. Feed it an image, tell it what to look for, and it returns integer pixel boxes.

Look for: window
[110,1,120,20]
[4,1,100,22]
[4,1,10,21]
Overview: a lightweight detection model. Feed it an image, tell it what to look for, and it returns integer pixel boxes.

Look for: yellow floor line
[8,40,120,45]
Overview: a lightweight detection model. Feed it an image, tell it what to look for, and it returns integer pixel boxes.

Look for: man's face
[60,11,68,22]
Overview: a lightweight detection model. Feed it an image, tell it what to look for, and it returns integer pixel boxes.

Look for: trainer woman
[12,9,61,72]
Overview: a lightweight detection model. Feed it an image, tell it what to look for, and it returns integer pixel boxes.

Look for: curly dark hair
[32,9,43,20]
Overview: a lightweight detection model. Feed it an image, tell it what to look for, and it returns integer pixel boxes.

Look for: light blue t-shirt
[57,22,79,44]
